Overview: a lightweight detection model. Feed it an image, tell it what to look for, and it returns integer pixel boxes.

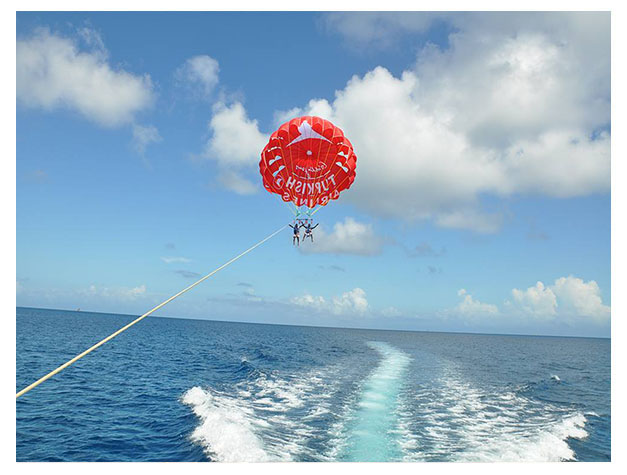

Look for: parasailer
[302,220,318,243]
[259,116,357,241]
[288,221,301,246]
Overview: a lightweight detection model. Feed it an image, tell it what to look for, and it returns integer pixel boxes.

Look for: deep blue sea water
[16,307,610,462]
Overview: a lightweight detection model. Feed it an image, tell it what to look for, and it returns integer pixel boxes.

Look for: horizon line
[16,305,611,340]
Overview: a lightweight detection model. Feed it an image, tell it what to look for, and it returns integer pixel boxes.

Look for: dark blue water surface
[16,307,610,462]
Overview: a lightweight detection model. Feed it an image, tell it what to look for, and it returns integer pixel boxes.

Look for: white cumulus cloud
[510,281,558,317]
[291,287,369,316]
[509,275,610,322]
[205,102,267,168]
[175,55,220,99]
[332,288,369,315]
[448,275,609,327]
[291,293,327,311]
[552,276,610,321]
[17,28,154,127]
[203,102,267,194]
[299,217,384,256]
[455,289,500,316]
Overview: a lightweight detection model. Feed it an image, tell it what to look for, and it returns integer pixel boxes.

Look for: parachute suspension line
[15,224,289,399]
[308,206,322,218]
[286,201,299,217]
[290,205,322,223]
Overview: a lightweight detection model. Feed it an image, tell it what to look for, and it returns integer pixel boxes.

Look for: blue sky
[16,12,611,337]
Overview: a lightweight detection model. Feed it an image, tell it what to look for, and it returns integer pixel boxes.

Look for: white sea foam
[397,363,589,462]
[454,413,588,462]
[182,366,342,462]
[182,386,274,462]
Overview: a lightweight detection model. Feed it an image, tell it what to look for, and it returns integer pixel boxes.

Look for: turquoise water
[16,307,611,462]
[340,342,410,461]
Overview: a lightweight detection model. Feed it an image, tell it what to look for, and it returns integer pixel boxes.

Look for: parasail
[259,116,357,214]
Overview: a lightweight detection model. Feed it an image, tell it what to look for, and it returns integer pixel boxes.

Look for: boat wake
[182,341,588,462]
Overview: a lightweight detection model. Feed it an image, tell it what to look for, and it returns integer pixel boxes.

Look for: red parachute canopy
[259,116,357,209]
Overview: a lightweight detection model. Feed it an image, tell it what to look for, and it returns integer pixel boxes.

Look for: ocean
[16,307,611,462]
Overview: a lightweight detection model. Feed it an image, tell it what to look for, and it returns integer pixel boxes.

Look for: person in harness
[288,221,301,246]
[302,220,319,243]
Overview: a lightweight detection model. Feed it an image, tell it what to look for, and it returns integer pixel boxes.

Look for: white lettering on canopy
[274,174,337,195]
